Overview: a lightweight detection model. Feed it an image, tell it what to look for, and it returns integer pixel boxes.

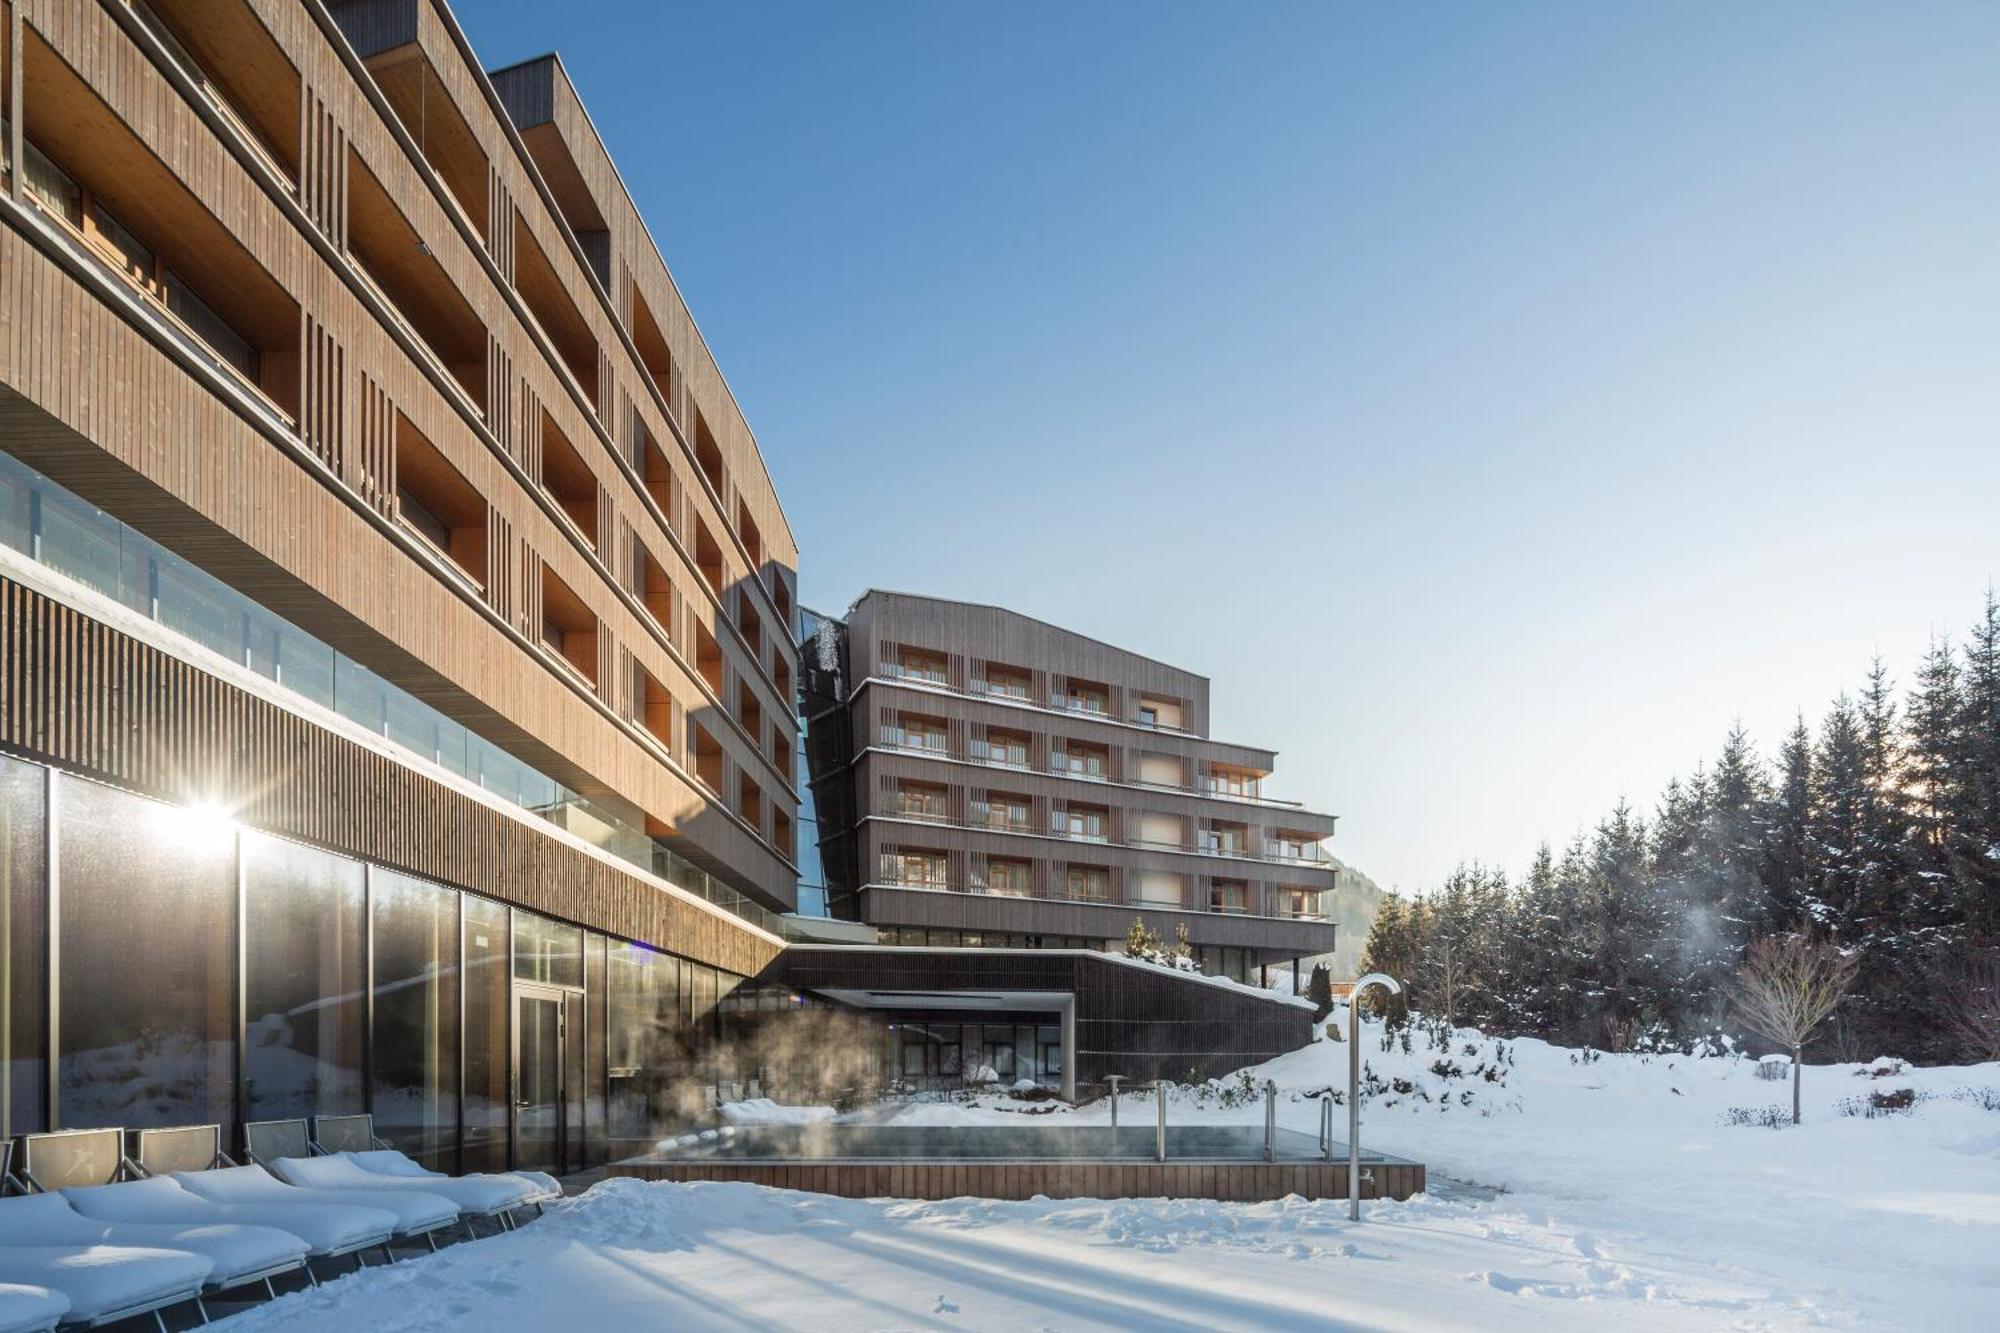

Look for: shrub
[1835,1087,1927,1118]
[1720,1105,1791,1129]
[1947,1086,2000,1113]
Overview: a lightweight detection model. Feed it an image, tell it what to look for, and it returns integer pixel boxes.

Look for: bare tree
[1729,935,1859,1124]
[1946,948,2000,1064]
[1427,941,1474,1029]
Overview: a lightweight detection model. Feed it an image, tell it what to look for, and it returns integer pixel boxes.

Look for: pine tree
[1764,714,1816,932]
[1955,591,2000,942]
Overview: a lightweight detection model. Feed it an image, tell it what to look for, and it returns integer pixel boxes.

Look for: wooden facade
[0,0,800,952]
[611,1158,1426,1204]
[808,593,1343,966]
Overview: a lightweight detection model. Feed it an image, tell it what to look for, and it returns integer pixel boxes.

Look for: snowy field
[222,1013,2000,1331]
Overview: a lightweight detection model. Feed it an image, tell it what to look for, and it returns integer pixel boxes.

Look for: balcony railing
[1264,840,1333,865]
[892,803,953,824]
[864,879,1329,922]
[883,662,950,686]
[971,678,1032,700]
[968,802,1032,833]
[1053,695,1110,717]
[878,726,950,754]
[968,740,1030,770]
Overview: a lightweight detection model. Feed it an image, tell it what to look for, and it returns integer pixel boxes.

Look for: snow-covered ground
[221,1012,2000,1331]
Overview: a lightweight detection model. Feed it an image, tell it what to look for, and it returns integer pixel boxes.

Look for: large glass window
[584,932,607,1166]
[369,869,459,1169]
[461,895,509,1173]
[2,756,46,1138]
[243,833,365,1122]
[57,777,237,1135]
[513,910,583,988]
[606,942,685,1143]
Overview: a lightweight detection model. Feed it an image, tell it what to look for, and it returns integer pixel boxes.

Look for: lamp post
[1347,971,1402,1222]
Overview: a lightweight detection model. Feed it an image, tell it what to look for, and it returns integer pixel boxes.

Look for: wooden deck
[608,1157,1426,1203]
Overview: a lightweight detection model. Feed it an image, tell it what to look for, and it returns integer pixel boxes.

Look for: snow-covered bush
[1719,1105,1792,1129]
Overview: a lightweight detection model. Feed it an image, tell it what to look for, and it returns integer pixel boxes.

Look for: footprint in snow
[933,1296,959,1315]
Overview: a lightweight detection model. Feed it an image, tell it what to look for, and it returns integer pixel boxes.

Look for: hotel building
[800,592,1342,987]
[0,0,1330,1167]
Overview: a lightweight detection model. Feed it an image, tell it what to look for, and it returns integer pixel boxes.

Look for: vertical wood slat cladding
[300,314,344,474]
[485,511,514,628]
[0,574,781,975]
[299,88,347,248]
[486,164,514,282]
[607,1159,1426,1203]
[355,373,394,515]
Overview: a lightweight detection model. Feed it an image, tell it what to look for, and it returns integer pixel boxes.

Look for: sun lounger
[171,1165,455,1253]
[0,1192,305,1300]
[314,1114,561,1206]
[63,1175,393,1267]
[0,1250,205,1332]
[268,1153,531,1221]
[0,1284,68,1333]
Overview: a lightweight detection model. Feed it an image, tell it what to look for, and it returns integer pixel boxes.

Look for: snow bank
[714,1098,835,1127]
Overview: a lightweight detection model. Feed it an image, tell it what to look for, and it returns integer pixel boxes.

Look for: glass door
[513,986,566,1174]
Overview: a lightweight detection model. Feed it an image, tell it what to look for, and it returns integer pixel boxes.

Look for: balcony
[879,726,949,755]
[971,676,1031,701]
[968,801,1032,834]
[882,660,950,687]
[1264,838,1333,865]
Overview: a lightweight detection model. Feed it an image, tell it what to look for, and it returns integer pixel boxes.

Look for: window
[691,722,724,793]
[369,869,460,1169]
[978,793,1030,832]
[165,270,258,380]
[977,727,1029,768]
[738,773,765,832]
[57,776,237,1137]
[1063,805,1108,842]
[978,663,1031,700]
[540,567,599,685]
[1210,880,1249,913]
[21,137,82,224]
[2,756,47,1138]
[607,942,690,1141]
[885,851,948,888]
[243,833,366,1122]
[541,414,599,547]
[1056,743,1108,779]
[513,909,585,989]
[987,858,1032,896]
[1065,865,1111,902]
[694,619,724,695]
[893,647,948,685]
[394,414,487,586]
[1138,705,1159,727]
[634,662,672,752]
[693,410,725,498]
[462,895,510,1172]
[895,782,949,821]
[894,714,948,753]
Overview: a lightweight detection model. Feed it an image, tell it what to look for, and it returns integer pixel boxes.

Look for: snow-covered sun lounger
[0,1245,209,1330]
[344,1148,560,1206]
[268,1154,532,1219]
[312,1115,561,1206]
[171,1166,456,1248]
[0,1284,67,1333]
[0,1193,305,1297]
[62,1175,396,1263]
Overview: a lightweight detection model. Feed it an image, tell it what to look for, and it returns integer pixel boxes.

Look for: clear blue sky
[461,1,2000,893]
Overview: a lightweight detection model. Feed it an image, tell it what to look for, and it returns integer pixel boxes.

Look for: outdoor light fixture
[1347,971,1403,1222]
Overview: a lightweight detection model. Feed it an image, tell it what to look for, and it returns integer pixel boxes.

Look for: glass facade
[0,757,781,1171]
[243,832,366,1122]
[0,449,782,936]
[888,1021,1064,1090]
[1,756,46,1138]
[57,777,238,1136]
[461,895,511,1173]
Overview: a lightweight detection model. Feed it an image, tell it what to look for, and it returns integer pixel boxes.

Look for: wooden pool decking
[607,1156,1426,1203]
